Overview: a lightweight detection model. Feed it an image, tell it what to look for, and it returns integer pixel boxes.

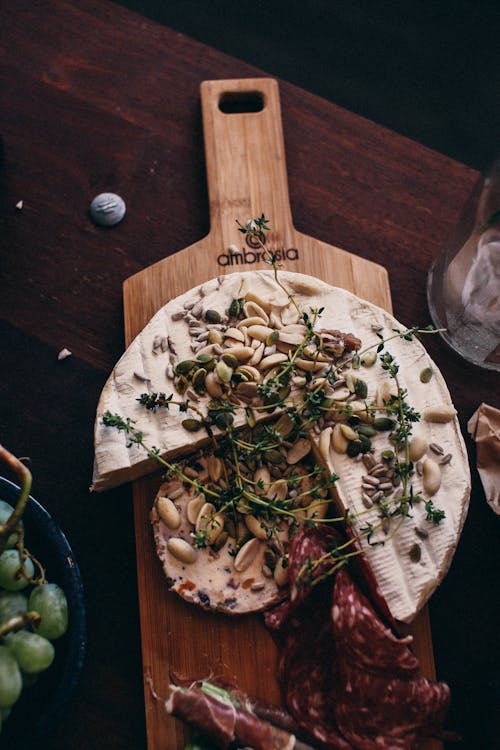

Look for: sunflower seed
[440,453,452,466]
[429,442,444,455]
[415,526,429,539]
[362,475,380,487]
[362,493,373,509]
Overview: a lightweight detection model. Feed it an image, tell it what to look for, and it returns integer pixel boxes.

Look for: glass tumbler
[427,158,500,371]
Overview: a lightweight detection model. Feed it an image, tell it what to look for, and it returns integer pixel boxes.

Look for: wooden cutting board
[123,78,441,750]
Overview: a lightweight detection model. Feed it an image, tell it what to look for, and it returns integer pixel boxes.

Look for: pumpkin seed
[361,351,377,367]
[266,330,280,346]
[175,359,197,375]
[354,378,368,399]
[192,368,207,394]
[236,365,261,381]
[266,449,284,465]
[196,353,214,365]
[229,298,243,318]
[373,417,395,431]
[419,367,433,383]
[357,424,377,437]
[175,375,189,394]
[216,360,233,383]
[347,439,363,457]
[182,418,203,432]
[221,353,239,369]
[205,309,221,324]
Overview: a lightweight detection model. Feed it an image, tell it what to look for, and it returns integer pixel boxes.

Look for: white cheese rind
[93,270,471,622]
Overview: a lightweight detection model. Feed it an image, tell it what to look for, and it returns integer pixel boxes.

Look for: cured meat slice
[265,525,341,631]
[166,685,234,747]
[280,587,354,750]
[331,570,450,749]
[276,563,451,750]
[332,569,419,677]
[334,664,450,750]
[166,684,298,749]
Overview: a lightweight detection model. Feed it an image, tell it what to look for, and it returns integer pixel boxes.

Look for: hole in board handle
[218,91,264,114]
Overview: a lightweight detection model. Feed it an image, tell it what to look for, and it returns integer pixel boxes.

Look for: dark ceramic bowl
[0,476,86,748]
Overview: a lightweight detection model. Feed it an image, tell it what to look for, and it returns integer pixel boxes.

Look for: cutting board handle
[201,78,294,252]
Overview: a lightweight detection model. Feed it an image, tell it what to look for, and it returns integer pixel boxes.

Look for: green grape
[28,583,68,640]
[0,500,22,549]
[0,591,28,625]
[0,551,34,591]
[5,631,55,674]
[0,646,22,708]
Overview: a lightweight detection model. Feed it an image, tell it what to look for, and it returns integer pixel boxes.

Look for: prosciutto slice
[166,684,304,749]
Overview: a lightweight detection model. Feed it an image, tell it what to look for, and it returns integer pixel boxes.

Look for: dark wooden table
[0,2,498,749]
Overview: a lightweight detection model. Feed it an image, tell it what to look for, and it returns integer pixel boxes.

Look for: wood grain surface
[124,76,438,749]
[0,2,498,750]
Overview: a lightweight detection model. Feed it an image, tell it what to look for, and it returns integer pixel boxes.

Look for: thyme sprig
[103,215,447,587]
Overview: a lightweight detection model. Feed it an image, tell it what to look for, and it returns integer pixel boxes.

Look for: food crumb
[57,348,72,361]
[15,200,23,210]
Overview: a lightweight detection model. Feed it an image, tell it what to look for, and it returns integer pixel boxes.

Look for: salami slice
[274,561,451,750]
[280,587,354,750]
[265,525,342,631]
[334,663,450,750]
[332,569,419,677]
[331,569,450,749]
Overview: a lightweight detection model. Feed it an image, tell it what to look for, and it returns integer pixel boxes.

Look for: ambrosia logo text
[217,246,299,267]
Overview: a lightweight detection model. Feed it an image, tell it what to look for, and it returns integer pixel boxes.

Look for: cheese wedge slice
[93,270,470,622]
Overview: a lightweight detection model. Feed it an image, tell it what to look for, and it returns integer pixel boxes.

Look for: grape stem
[0,611,41,639]
[0,445,33,556]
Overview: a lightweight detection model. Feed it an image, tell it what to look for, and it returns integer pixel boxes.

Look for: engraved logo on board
[217,230,299,267]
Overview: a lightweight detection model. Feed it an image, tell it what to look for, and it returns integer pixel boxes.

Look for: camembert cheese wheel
[93,270,470,623]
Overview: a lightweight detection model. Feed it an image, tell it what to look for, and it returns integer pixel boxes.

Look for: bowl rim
[0,475,86,745]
